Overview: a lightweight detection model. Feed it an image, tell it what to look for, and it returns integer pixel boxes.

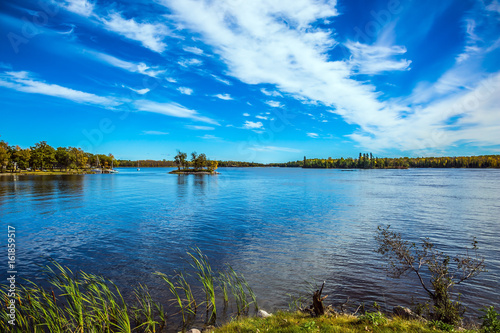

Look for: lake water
[1,168,499,321]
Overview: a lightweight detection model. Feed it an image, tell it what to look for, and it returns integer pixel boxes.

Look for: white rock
[257,309,272,318]
[187,329,201,333]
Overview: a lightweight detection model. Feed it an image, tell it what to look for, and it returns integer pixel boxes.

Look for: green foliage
[375,225,486,325]
[480,306,500,333]
[0,140,10,170]
[30,141,56,170]
[214,310,455,333]
[0,249,258,332]
[301,320,317,331]
[358,311,388,326]
[429,320,456,332]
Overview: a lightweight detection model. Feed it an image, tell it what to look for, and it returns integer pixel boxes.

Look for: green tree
[12,146,31,170]
[0,140,11,171]
[174,151,187,170]
[375,225,486,325]
[191,151,198,169]
[55,147,71,170]
[69,147,88,170]
[30,141,56,170]
[196,153,207,169]
[207,160,218,172]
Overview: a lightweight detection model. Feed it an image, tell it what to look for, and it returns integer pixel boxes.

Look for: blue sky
[1,0,499,162]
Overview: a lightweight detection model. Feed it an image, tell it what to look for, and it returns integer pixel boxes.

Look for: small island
[168,151,219,174]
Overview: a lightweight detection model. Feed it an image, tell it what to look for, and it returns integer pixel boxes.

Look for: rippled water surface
[1,168,499,318]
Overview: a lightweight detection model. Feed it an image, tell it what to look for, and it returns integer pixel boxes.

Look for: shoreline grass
[1,251,495,333]
[213,310,475,333]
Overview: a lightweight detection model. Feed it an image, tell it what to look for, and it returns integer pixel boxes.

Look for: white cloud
[63,0,94,17]
[255,115,268,120]
[199,134,221,140]
[486,0,500,13]
[0,71,119,107]
[455,19,482,64]
[265,100,284,108]
[249,145,301,153]
[143,130,168,135]
[260,88,282,97]
[243,113,250,116]
[186,125,215,130]
[346,41,411,74]
[242,120,263,129]
[124,86,150,95]
[214,93,232,100]
[349,73,500,152]
[135,100,218,124]
[91,51,164,77]
[158,0,401,139]
[178,87,193,95]
[178,58,203,67]
[161,0,500,152]
[211,74,232,85]
[165,77,177,83]
[183,46,204,55]
[102,13,168,53]
[307,132,319,138]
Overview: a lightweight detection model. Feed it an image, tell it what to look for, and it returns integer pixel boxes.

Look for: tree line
[0,138,116,172]
[117,160,176,167]
[269,153,500,169]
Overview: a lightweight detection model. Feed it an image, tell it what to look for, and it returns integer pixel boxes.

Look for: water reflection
[0,168,499,320]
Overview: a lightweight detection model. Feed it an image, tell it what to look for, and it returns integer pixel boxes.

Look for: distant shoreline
[0,170,104,176]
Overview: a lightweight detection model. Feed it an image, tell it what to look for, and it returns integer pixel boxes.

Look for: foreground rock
[257,309,272,318]
[393,306,426,321]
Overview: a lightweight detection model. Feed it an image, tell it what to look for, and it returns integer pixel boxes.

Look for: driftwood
[304,282,328,316]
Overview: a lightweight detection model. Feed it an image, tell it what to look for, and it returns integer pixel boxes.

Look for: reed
[131,284,166,333]
[187,247,217,325]
[0,249,259,332]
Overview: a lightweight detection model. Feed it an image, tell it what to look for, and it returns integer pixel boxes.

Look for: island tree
[174,151,187,170]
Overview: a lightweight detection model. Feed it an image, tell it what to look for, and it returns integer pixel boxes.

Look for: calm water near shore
[1,168,499,318]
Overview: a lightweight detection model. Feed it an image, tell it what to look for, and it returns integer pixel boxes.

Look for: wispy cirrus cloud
[135,100,218,124]
[242,120,263,129]
[249,145,301,153]
[123,86,150,95]
[143,130,169,135]
[178,87,193,95]
[160,0,500,154]
[178,58,203,67]
[211,74,232,85]
[345,41,411,74]
[260,88,282,97]
[91,51,165,77]
[199,134,221,140]
[186,125,215,130]
[0,71,120,107]
[183,46,204,55]
[214,93,232,100]
[307,132,319,138]
[62,0,94,17]
[102,13,169,53]
[265,100,284,108]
